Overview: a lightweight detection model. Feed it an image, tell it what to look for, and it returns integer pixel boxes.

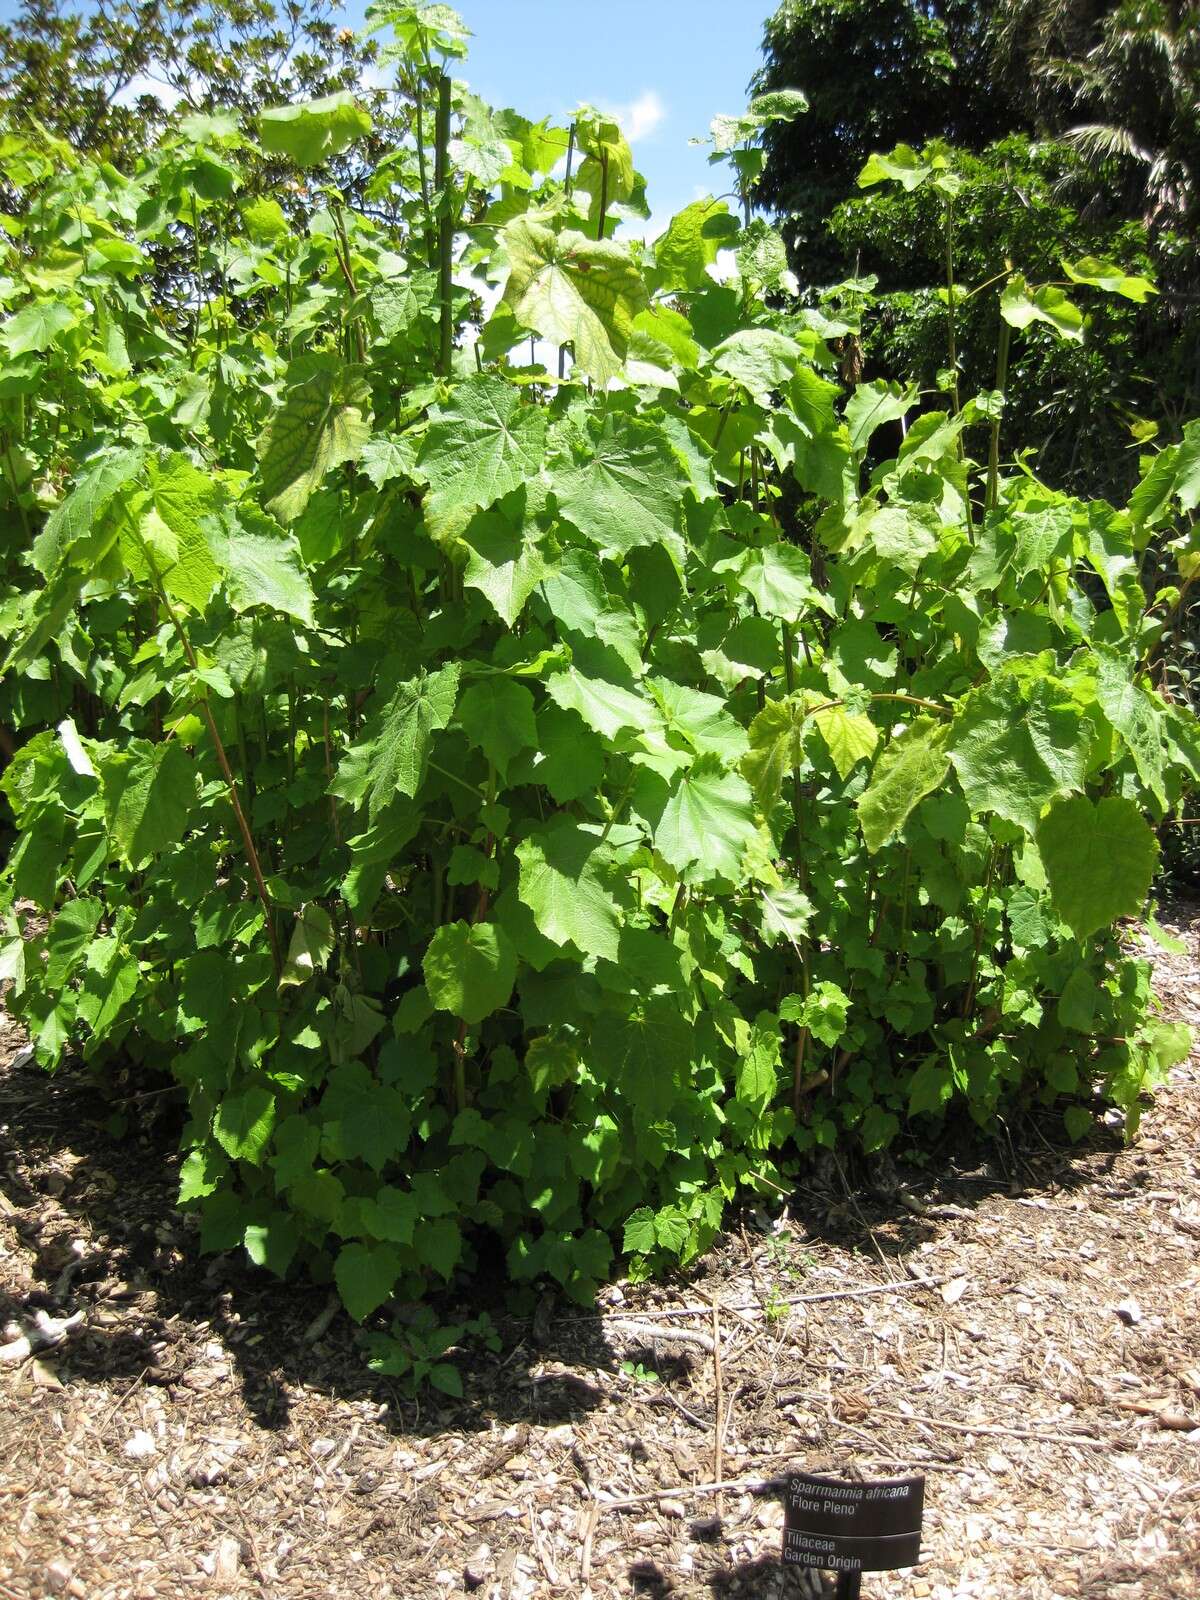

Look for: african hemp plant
[1,3,1198,1381]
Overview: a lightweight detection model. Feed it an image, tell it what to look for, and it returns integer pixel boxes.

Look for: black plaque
[782,1471,925,1574]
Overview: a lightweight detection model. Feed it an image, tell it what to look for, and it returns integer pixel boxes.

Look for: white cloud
[607,90,666,145]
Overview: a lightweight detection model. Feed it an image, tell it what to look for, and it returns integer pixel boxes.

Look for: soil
[2,911,1199,1600]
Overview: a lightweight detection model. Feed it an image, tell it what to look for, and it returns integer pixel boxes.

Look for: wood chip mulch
[3,908,1200,1600]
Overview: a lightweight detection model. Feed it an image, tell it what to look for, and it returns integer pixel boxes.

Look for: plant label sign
[782,1470,925,1575]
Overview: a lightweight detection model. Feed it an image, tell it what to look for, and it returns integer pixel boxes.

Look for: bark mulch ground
[2,911,1199,1600]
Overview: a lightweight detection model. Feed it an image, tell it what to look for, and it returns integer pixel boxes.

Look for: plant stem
[563,122,576,199]
[189,196,204,362]
[435,70,454,377]
[414,80,435,268]
[962,843,998,1020]
[139,548,282,978]
[330,203,366,364]
[2,439,30,544]
[558,124,577,378]
[780,619,813,1117]
[780,622,804,855]
[986,317,1012,511]
[595,148,609,241]
[600,768,637,844]
[452,1020,468,1114]
[943,197,961,419]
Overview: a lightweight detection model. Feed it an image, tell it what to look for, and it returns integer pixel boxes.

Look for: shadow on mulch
[707,1554,832,1597]
[0,1052,621,1443]
[0,1038,1143,1450]
[628,1551,837,1598]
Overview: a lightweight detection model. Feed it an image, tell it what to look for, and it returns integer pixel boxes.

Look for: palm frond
[1065,122,1155,167]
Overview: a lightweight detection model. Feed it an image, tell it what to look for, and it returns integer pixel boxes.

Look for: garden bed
[2,912,1199,1600]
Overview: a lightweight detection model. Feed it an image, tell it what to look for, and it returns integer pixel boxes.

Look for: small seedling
[620,1360,660,1385]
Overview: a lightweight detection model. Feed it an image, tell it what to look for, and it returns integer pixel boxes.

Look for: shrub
[1,7,1197,1348]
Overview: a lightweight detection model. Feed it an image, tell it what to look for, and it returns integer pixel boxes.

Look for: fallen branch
[0,1308,83,1365]
[596,1275,944,1324]
[875,1408,1117,1448]
[597,1447,962,1512]
[579,1498,599,1584]
[610,1319,716,1354]
[598,1474,784,1510]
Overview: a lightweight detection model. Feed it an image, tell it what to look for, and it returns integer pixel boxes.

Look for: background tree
[0,0,382,170]
[752,0,1200,498]
[750,0,1024,276]
[1017,0,1200,231]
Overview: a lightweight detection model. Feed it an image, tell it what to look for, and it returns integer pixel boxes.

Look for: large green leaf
[735,1013,780,1108]
[279,903,335,989]
[424,920,517,1023]
[573,105,637,213]
[711,329,803,398]
[243,1214,300,1278]
[949,676,1091,835]
[0,299,78,357]
[857,142,932,191]
[334,663,461,815]
[458,505,549,626]
[651,756,757,883]
[257,356,372,523]
[457,677,537,776]
[649,680,749,763]
[1094,648,1169,810]
[43,898,104,988]
[499,217,647,383]
[731,542,824,619]
[860,504,939,575]
[1175,421,1200,513]
[858,717,952,853]
[540,546,608,633]
[552,414,687,561]
[1000,275,1084,343]
[590,997,690,1118]
[213,1083,276,1163]
[257,92,372,167]
[652,197,738,292]
[845,380,916,453]
[335,1241,402,1322]
[204,506,314,625]
[372,270,438,341]
[1037,795,1157,939]
[1063,256,1156,303]
[515,817,622,963]
[32,445,145,578]
[545,667,658,746]
[140,452,227,612]
[101,738,196,868]
[742,696,808,810]
[1008,505,1073,581]
[320,1062,412,1171]
[812,704,878,780]
[418,376,547,536]
[77,937,137,1041]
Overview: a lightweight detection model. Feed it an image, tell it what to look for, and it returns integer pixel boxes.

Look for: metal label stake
[781,1469,926,1595]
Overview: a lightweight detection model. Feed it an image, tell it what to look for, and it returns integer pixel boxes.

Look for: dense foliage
[2,3,1199,1373]
[753,0,1200,503]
